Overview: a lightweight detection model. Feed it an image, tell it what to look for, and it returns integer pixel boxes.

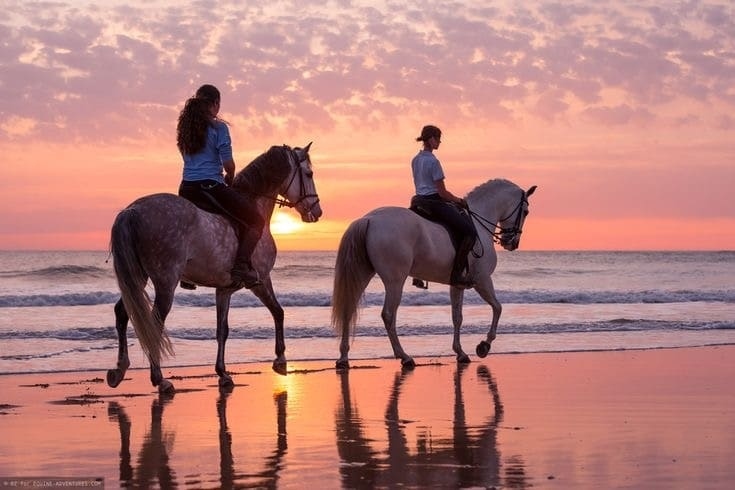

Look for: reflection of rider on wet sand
[384,365,504,487]
[335,365,527,488]
[335,370,381,487]
[217,386,289,487]
[108,393,176,488]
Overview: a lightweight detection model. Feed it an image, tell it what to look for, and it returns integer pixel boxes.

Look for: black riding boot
[230,229,261,289]
[231,256,260,289]
[231,265,260,289]
[450,235,475,289]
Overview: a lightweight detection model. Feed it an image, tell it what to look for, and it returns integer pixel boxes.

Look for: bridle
[272,146,320,216]
[468,191,529,246]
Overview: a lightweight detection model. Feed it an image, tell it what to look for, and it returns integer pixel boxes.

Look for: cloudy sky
[1,0,733,250]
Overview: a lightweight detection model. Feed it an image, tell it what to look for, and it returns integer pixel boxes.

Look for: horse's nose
[500,234,519,251]
[303,209,321,223]
[306,203,322,221]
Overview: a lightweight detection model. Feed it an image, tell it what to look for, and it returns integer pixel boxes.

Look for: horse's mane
[232,146,293,194]
[466,178,518,200]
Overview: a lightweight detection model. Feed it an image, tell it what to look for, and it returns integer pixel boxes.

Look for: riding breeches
[410,194,475,241]
[178,180,264,258]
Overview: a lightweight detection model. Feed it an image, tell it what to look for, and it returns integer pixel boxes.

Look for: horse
[107,143,322,393]
[331,178,536,369]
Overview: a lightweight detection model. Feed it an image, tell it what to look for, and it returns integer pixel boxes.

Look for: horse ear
[304,142,312,153]
[526,185,537,197]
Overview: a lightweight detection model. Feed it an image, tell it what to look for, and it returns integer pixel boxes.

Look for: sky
[1,0,733,251]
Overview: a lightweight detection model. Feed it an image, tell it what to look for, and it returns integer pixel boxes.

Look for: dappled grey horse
[332,178,536,368]
[108,144,322,392]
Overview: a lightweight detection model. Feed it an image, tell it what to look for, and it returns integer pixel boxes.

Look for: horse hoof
[272,360,288,376]
[335,359,350,370]
[476,341,491,358]
[401,358,416,370]
[106,369,124,388]
[158,379,175,394]
[457,353,471,364]
[219,375,234,388]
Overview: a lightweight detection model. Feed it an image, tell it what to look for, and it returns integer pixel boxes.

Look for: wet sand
[1,346,734,489]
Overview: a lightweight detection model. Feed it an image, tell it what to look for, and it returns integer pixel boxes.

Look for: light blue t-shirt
[411,150,445,195]
[181,120,233,183]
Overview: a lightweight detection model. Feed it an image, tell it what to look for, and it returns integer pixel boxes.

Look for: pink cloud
[1,0,734,250]
[581,104,655,126]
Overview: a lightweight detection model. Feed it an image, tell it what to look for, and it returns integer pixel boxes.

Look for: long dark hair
[176,84,221,155]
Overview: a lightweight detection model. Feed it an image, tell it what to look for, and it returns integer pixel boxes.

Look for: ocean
[1,250,734,375]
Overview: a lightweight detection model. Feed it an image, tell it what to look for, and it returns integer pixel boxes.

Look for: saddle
[179,192,243,291]
[409,197,473,251]
[409,197,477,289]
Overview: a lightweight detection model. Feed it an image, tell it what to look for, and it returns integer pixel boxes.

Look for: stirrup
[412,277,429,289]
[230,268,262,289]
[450,271,474,289]
[451,279,474,289]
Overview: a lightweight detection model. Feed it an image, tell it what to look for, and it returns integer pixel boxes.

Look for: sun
[270,210,305,235]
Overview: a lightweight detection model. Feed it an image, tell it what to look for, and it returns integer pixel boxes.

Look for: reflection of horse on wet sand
[108,387,288,488]
[335,365,530,488]
[108,395,176,488]
[107,144,322,393]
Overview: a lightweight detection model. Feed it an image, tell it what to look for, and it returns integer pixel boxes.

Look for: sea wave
[0,265,110,279]
[2,288,734,308]
[2,319,733,342]
[0,343,115,362]
[0,292,122,307]
[275,264,336,279]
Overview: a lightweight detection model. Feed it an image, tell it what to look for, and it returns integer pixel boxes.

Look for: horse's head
[282,142,323,223]
[498,185,536,251]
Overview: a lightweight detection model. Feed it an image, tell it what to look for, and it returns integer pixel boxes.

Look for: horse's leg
[337,327,351,369]
[385,370,410,456]
[474,278,502,358]
[450,287,471,363]
[381,281,414,368]
[250,278,287,375]
[107,299,131,388]
[107,402,133,484]
[149,288,176,393]
[214,289,235,387]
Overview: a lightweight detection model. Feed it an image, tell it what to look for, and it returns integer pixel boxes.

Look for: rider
[410,124,475,288]
[176,84,263,289]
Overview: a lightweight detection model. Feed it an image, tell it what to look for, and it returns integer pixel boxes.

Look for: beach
[1,346,734,489]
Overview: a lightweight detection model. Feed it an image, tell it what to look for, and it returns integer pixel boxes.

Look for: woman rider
[176,84,262,289]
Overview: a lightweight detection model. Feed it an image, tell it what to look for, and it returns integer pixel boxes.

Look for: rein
[468,192,528,245]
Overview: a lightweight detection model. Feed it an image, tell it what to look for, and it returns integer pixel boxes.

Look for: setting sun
[270,211,305,235]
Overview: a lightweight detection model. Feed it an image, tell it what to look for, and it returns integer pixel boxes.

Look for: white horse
[332,179,536,368]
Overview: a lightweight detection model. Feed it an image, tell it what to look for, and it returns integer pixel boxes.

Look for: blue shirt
[411,150,445,195]
[181,120,233,183]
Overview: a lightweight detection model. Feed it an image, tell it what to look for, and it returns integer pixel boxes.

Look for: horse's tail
[110,208,174,365]
[331,217,375,342]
